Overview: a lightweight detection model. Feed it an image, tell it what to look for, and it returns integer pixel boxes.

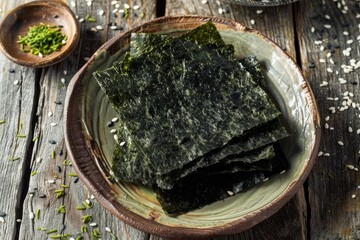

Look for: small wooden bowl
[0,0,79,68]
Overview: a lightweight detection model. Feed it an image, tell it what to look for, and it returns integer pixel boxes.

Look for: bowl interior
[0,1,79,67]
[65,17,319,236]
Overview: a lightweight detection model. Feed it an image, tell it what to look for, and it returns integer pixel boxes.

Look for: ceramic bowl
[64,16,320,239]
[0,0,79,68]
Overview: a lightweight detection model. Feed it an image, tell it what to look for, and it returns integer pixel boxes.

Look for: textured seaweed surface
[93,22,290,214]
[94,22,282,186]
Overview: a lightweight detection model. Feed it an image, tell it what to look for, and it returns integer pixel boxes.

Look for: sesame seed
[320,81,329,87]
[279,170,286,174]
[87,1,92,6]
[201,0,208,3]
[262,178,269,182]
[48,180,55,184]
[50,123,57,127]
[105,227,112,232]
[89,222,98,227]
[79,18,85,23]
[347,164,355,170]
[133,5,140,10]
[29,212,34,219]
[327,68,333,73]
[13,80,19,85]
[325,123,329,129]
[119,141,126,147]
[338,141,344,146]
[60,78,66,84]
[84,57,90,61]
[227,190,234,196]
[111,0,118,5]
[324,24,331,29]
[90,27,97,32]
[352,194,356,199]
[114,135,119,142]
[343,31,349,35]
[348,127,353,132]
[96,25,103,30]
[70,1,76,7]
[112,8,118,13]
[111,117,119,123]
[324,153,331,156]
[311,27,315,33]
[347,40,353,44]
[48,111,53,117]
[98,10,105,16]
[325,14,331,19]
[318,151,324,156]
[250,19,255,25]
[319,58,326,63]
[320,45,325,51]
[0,217,4,223]
[326,52,331,58]
[256,10,264,14]
[357,129,360,134]
[110,129,117,134]
[16,219,22,223]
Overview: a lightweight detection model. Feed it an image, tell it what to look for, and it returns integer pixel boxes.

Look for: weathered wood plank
[165,1,307,240]
[17,0,157,239]
[0,0,38,239]
[296,0,360,239]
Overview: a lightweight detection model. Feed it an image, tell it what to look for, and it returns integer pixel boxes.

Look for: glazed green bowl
[64,16,320,239]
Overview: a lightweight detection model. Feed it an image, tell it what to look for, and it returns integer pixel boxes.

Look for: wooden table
[0,0,359,239]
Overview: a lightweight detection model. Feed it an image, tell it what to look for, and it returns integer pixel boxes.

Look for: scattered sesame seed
[98,10,105,16]
[256,9,264,14]
[320,45,325,51]
[325,116,330,121]
[250,19,255,25]
[0,217,4,223]
[352,194,356,199]
[227,191,234,196]
[47,180,55,184]
[319,58,326,63]
[111,117,119,123]
[343,31,349,35]
[60,78,66,84]
[324,153,331,157]
[318,151,324,156]
[348,127,353,132]
[79,18,85,23]
[48,111,53,117]
[90,27,98,32]
[70,1,76,7]
[311,27,315,33]
[201,0,208,3]
[325,123,329,129]
[279,170,286,174]
[327,68,333,73]
[110,129,117,134]
[105,227,112,232]
[87,1,92,6]
[114,135,119,142]
[357,129,360,134]
[84,57,90,61]
[346,40,354,44]
[89,222,98,227]
[262,178,269,182]
[50,123,57,127]
[324,24,331,29]
[325,14,331,19]
[29,212,34,220]
[124,3,130,9]
[338,141,344,146]
[96,25,104,30]
[13,80,19,85]
[16,219,21,223]
[119,141,126,147]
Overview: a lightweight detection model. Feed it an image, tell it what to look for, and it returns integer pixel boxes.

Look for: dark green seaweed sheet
[154,144,289,215]
[155,118,288,189]
[94,22,282,186]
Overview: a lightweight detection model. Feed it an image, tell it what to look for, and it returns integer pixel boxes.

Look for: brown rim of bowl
[0,0,80,68]
[64,15,321,239]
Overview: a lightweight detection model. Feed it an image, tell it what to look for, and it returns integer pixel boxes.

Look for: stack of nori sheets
[93,22,290,215]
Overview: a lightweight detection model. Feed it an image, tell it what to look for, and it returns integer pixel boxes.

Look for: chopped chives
[17,134,26,138]
[81,224,88,233]
[68,173,78,177]
[31,171,37,176]
[0,120,5,124]
[46,229,57,234]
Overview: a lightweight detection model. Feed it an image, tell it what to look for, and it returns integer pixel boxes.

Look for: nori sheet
[94,22,282,186]
[153,144,289,215]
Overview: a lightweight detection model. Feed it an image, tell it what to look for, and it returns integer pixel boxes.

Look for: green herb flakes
[31,171,37,176]
[57,205,66,214]
[81,224,88,233]
[54,189,65,199]
[81,215,92,223]
[17,23,67,56]
[8,156,20,161]
[0,120,5,124]
[17,134,26,138]
[35,209,40,219]
[46,229,58,234]
[68,173,78,177]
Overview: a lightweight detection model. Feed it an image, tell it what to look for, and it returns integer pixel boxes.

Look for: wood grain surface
[0,0,359,239]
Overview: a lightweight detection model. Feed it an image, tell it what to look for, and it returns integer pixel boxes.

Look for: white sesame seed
[0,217,4,223]
[343,31,349,35]
[133,5,140,10]
[98,10,104,16]
[256,9,264,14]
[48,180,55,184]
[79,18,85,23]
[50,122,57,127]
[347,164,355,170]
[325,123,329,129]
[348,127,353,132]
[29,212,34,219]
[110,129,117,134]
[320,81,329,87]
[38,53,43,58]
[329,58,335,64]
[36,157,42,163]
[111,0,118,4]
[357,129,360,134]
[311,27,315,33]
[327,97,334,100]
[90,194,95,199]
[118,8,124,13]
[114,135,119,142]
[338,141,344,146]
[324,24,331,29]
[69,238,75,240]
[319,58,326,63]
[326,52,332,58]
[84,57,90,61]
[327,68,333,73]
[354,168,359,172]
[87,1,92,6]
[124,3,130,9]
[325,116,330,121]
[60,78,66,84]
[317,151,324,156]
[89,222,98,227]
[111,118,119,123]
[70,1,76,7]
[262,178,269,182]
[325,14,331,19]
[201,0,208,3]
[48,111,53,117]
[324,153,331,157]
[314,40,323,45]
[16,219,21,223]
[352,194,356,199]
[112,8,118,13]
[96,25,104,30]
[110,26,118,30]
[250,19,255,25]
[14,80,19,85]
[85,199,91,205]
[119,141,126,146]
[320,45,325,51]
[279,170,286,174]
[90,27,97,32]
[347,40,354,44]
[227,190,234,196]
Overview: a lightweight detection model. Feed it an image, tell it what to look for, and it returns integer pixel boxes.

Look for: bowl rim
[64,15,321,239]
[0,0,80,68]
